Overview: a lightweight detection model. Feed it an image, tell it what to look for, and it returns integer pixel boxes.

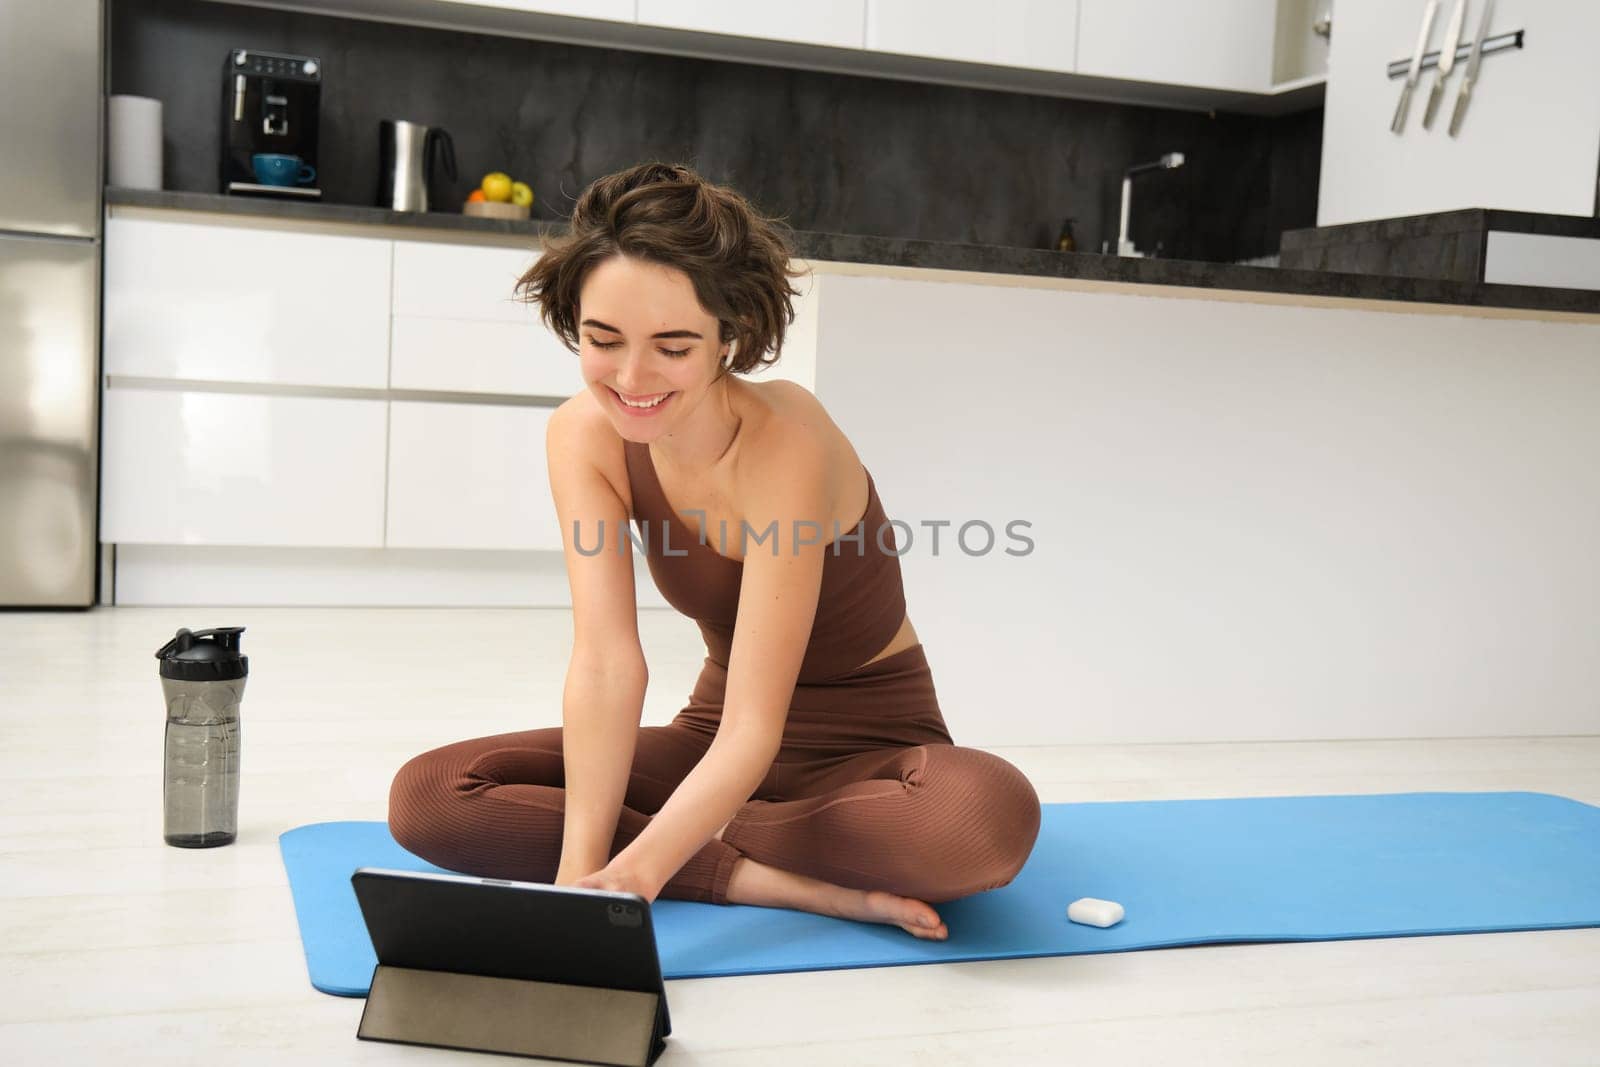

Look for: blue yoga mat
[279,791,1600,996]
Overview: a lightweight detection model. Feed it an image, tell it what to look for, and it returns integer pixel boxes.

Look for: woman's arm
[605,430,834,898]
[545,399,649,883]
[555,652,648,882]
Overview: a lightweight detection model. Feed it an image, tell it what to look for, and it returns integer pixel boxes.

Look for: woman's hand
[571,862,660,903]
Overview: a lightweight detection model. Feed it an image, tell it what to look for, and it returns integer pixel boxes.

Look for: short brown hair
[515,161,809,379]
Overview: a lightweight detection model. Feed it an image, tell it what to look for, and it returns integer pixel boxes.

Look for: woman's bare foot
[723,855,948,940]
[831,888,949,941]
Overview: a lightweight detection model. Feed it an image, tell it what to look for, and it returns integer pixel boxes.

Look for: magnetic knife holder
[1386,29,1524,78]
[358,964,667,1065]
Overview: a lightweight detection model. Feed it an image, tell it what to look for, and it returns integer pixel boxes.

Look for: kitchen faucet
[1117,152,1185,257]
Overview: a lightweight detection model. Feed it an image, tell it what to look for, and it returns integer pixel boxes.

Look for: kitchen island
[100,186,1600,746]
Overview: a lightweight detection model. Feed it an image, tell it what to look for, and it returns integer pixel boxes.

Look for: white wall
[817,273,1600,746]
[1318,0,1600,225]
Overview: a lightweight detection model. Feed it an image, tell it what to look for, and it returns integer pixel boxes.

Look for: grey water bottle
[157,627,249,848]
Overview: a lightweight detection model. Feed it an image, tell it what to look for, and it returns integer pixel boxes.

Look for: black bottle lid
[155,627,250,682]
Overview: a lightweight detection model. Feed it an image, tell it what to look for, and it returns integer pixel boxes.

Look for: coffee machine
[219,48,322,199]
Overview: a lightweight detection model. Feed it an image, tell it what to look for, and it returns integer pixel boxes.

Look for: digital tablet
[350,867,671,1053]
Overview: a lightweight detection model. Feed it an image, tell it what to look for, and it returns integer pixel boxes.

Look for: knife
[1391,0,1440,133]
[1449,0,1495,136]
[1422,0,1468,128]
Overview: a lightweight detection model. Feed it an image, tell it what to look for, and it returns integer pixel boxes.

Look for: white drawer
[100,388,388,547]
[386,401,562,551]
[103,216,392,387]
[389,315,587,396]
[392,240,542,322]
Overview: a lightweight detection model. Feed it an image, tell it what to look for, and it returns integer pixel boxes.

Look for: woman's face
[576,254,728,439]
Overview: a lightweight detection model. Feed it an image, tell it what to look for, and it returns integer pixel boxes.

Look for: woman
[388,161,1040,940]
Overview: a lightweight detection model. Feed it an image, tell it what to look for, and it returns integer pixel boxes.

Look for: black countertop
[1285,208,1600,246]
[105,188,1600,318]
[1281,209,1600,286]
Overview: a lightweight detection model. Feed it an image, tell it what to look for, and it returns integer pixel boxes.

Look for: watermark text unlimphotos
[571,511,1035,558]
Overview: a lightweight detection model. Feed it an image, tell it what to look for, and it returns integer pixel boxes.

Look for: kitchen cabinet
[636,0,867,49]
[100,389,388,547]
[391,239,538,322]
[390,316,586,396]
[390,240,584,396]
[103,216,391,388]
[275,0,1318,111]
[95,205,798,563]
[865,0,1077,73]
[386,401,562,550]
[1076,0,1278,93]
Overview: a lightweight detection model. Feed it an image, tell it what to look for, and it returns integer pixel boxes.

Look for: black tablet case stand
[359,963,667,1065]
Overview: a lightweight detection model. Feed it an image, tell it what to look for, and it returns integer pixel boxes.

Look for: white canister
[107,94,163,191]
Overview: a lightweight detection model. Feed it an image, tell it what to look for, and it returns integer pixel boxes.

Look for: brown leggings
[387,644,1041,905]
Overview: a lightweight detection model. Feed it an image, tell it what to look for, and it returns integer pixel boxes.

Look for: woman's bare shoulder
[740,379,859,483]
[549,390,634,514]
[750,378,836,431]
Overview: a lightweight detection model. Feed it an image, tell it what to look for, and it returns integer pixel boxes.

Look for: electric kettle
[376,119,457,212]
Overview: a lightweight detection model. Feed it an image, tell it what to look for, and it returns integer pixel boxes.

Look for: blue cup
[251,153,317,187]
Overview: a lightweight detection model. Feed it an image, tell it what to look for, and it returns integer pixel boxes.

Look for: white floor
[2,606,1597,1066]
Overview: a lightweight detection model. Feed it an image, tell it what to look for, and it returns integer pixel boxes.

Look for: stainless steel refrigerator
[0,0,103,607]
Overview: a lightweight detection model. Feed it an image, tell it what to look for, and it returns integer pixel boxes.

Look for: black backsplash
[110,0,1321,263]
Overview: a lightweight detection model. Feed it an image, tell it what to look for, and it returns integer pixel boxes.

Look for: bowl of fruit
[463,172,534,219]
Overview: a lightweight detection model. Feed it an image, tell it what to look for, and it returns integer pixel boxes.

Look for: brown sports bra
[623,439,908,684]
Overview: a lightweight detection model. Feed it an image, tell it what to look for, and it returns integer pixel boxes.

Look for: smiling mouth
[611,387,675,410]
